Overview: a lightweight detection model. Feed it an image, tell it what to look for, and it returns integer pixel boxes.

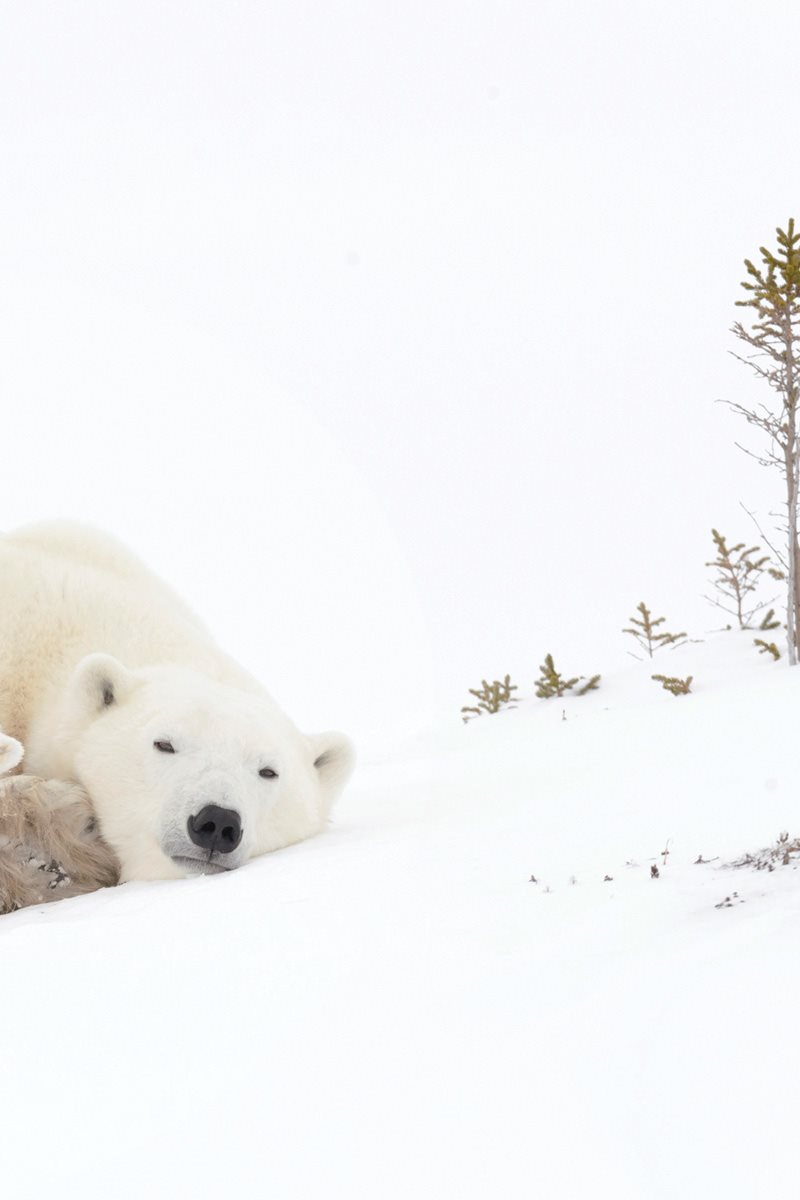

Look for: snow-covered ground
[2,631,798,1199]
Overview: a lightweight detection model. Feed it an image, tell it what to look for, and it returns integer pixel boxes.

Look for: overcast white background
[1,0,797,745]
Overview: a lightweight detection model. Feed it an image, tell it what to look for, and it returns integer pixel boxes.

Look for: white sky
[1,1,799,744]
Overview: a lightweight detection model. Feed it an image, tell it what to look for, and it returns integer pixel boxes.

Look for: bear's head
[60,653,355,882]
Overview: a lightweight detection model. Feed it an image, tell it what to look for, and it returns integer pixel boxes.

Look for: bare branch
[740,502,788,570]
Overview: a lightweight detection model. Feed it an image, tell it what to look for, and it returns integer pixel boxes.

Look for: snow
[3,631,798,1198]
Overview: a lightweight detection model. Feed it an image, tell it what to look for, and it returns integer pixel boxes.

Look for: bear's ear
[68,653,135,718]
[308,731,356,791]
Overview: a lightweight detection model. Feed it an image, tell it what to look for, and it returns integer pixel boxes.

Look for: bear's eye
[154,740,176,754]
[259,766,278,779]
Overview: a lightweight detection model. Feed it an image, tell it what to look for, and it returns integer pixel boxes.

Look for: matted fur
[0,775,120,914]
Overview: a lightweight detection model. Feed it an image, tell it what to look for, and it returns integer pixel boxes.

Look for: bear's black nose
[187,805,243,854]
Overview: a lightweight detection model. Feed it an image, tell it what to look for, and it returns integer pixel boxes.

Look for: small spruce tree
[461,675,518,722]
[704,528,781,628]
[534,655,600,699]
[623,602,686,659]
[535,655,578,699]
[759,608,781,630]
[652,674,693,696]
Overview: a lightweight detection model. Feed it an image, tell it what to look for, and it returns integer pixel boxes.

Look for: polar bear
[0,522,354,883]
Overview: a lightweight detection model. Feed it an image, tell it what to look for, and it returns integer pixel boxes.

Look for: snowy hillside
[2,631,799,1199]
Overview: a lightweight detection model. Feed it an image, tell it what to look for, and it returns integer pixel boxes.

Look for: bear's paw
[0,734,24,776]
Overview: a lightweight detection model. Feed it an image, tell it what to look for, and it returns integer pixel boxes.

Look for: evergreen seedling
[759,608,781,630]
[535,654,578,699]
[623,602,686,659]
[461,675,518,722]
[704,528,781,628]
[652,674,693,695]
[534,655,600,699]
[754,638,781,661]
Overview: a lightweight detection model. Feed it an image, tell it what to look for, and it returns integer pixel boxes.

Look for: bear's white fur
[0,522,354,882]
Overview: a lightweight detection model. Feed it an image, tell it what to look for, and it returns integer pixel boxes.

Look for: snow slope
[2,631,798,1199]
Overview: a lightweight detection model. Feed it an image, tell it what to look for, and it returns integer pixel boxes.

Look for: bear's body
[0,522,354,883]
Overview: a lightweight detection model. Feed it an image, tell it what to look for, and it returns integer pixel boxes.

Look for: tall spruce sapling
[534,654,600,699]
[623,602,686,659]
[461,675,518,722]
[726,220,800,664]
[704,528,782,628]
